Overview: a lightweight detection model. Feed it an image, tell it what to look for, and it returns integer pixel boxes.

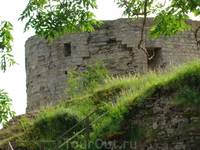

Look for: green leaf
[0,19,17,72]
[19,0,102,40]
[0,89,15,126]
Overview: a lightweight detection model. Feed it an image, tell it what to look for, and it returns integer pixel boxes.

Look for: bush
[66,59,110,97]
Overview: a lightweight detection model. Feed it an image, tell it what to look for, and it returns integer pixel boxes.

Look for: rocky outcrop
[109,95,200,150]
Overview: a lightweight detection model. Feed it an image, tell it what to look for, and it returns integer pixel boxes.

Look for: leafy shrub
[33,107,84,140]
[66,59,110,97]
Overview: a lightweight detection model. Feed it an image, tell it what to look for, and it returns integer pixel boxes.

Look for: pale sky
[0,0,33,115]
[0,0,199,129]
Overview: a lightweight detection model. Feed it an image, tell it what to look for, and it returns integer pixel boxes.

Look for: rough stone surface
[25,18,200,112]
[108,94,200,150]
[123,96,200,150]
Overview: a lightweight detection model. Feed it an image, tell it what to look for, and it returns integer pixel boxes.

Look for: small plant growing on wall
[66,59,110,97]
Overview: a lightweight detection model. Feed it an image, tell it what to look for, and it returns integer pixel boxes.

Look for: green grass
[2,59,200,149]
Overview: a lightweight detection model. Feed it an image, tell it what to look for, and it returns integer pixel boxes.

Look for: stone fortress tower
[25,18,200,112]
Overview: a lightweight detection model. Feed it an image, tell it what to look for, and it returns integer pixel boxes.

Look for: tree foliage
[0,18,17,126]
[0,89,16,126]
[19,0,102,40]
[117,0,200,38]
[0,19,17,72]
[116,0,200,58]
[149,0,199,38]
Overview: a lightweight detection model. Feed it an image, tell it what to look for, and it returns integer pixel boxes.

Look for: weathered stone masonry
[25,18,200,112]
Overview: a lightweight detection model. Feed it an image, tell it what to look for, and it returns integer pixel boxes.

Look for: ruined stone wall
[113,94,200,150]
[25,18,200,112]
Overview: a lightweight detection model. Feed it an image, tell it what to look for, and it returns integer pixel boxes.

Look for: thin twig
[137,0,150,59]
[195,26,200,45]
[120,0,149,15]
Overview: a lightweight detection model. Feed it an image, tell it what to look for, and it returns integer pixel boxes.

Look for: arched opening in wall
[64,43,71,57]
[147,47,162,70]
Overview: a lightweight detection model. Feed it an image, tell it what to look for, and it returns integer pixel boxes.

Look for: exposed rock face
[25,18,200,112]
[128,96,200,150]
[104,94,200,150]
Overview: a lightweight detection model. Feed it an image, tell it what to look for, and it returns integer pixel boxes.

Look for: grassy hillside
[1,60,200,149]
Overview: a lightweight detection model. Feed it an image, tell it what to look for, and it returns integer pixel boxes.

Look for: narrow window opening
[107,38,117,46]
[147,47,162,70]
[65,71,68,75]
[64,43,71,57]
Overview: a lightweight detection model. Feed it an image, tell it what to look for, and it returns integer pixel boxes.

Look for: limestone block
[72,57,83,62]
[153,122,158,129]
[91,42,108,46]
[77,51,90,58]
[127,43,136,48]
[165,128,175,135]
[190,117,200,123]
[157,130,166,136]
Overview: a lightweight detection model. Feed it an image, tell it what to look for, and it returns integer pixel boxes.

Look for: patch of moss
[107,132,126,140]
[146,110,154,115]
[91,87,121,106]
[181,111,193,116]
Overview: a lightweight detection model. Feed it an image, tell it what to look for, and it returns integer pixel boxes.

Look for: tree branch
[137,0,151,59]
[194,26,200,45]
[120,0,149,16]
